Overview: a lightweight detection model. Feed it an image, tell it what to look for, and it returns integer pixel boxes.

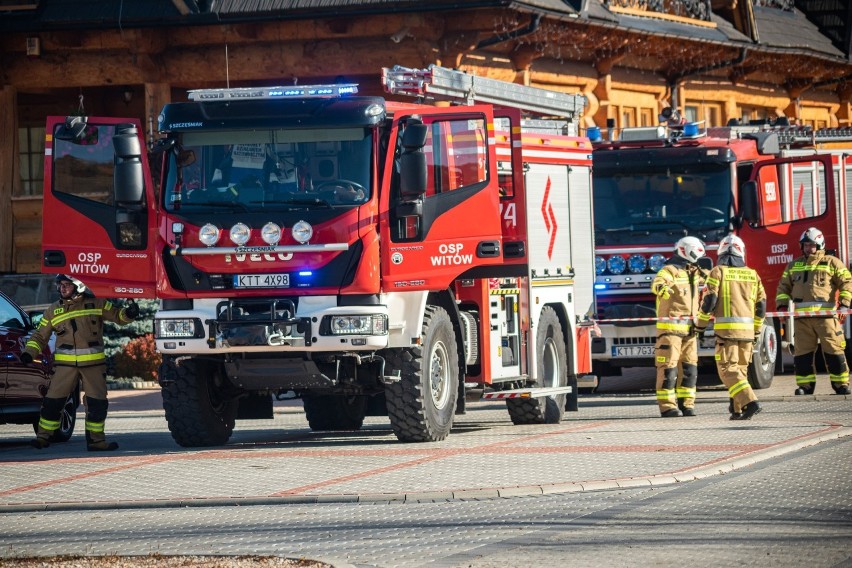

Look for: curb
[3,425,847,513]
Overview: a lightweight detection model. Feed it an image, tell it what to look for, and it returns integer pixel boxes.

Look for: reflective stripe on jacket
[776,251,852,312]
[698,265,766,341]
[652,263,704,337]
[24,294,135,367]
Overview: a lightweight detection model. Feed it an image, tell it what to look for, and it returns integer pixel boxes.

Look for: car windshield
[0,293,26,329]
[593,163,733,245]
[164,127,373,211]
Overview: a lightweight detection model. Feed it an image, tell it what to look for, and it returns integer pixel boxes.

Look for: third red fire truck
[589,117,852,388]
[39,65,596,446]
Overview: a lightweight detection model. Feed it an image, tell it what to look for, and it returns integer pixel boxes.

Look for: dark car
[0,289,79,441]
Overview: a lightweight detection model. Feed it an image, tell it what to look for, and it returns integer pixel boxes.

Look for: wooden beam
[0,86,15,272]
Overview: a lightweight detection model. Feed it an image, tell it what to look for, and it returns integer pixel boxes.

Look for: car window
[0,294,26,329]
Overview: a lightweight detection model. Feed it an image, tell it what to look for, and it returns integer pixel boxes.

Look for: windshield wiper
[180,200,250,213]
[255,197,333,209]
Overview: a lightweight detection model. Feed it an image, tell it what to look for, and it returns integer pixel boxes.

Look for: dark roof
[753,5,845,60]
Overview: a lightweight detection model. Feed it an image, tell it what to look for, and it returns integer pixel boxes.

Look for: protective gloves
[124,301,140,319]
[20,351,33,364]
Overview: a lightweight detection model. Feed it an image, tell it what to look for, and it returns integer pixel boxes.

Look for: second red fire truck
[39,66,596,446]
[590,117,852,388]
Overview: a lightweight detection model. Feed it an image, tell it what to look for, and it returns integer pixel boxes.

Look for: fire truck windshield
[164,127,372,211]
[592,162,732,245]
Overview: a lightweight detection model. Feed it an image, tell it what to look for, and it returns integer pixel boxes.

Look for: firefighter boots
[30,436,50,449]
[87,440,119,452]
[678,401,696,417]
[731,401,762,420]
[834,385,851,395]
[660,409,681,418]
[794,386,815,395]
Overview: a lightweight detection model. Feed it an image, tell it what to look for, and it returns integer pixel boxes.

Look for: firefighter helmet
[674,236,706,263]
[55,274,86,295]
[799,227,825,251]
[718,235,746,258]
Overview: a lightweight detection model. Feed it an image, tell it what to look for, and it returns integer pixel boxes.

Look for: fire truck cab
[40,66,596,446]
[590,118,851,388]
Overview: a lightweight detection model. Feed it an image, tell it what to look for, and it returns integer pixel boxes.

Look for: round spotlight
[261,222,282,245]
[595,256,606,276]
[649,253,666,272]
[627,254,647,274]
[607,255,626,275]
[291,220,313,244]
[229,223,251,246]
[198,223,220,247]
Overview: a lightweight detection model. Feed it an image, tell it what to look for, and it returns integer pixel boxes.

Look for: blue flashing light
[298,271,313,277]
[683,122,700,137]
[594,283,607,290]
[587,126,602,143]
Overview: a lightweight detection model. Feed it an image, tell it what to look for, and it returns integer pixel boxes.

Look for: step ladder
[382,64,586,121]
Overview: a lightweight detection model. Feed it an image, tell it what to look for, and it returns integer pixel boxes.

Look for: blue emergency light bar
[187,84,359,101]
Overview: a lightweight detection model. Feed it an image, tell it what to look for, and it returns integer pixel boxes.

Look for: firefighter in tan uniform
[695,235,763,420]
[21,275,139,451]
[651,236,706,417]
[776,227,852,395]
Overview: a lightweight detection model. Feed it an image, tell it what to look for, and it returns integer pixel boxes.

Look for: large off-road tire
[160,357,238,447]
[34,387,80,443]
[302,395,367,431]
[507,306,568,425]
[748,320,777,390]
[384,305,459,443]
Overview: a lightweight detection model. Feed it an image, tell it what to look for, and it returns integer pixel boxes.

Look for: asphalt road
[1,367,849,567]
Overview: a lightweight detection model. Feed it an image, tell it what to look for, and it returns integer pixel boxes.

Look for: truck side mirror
[399,123,428,200]
[739,180,759,223]
[113,124,144,207]
[54,116,89,141]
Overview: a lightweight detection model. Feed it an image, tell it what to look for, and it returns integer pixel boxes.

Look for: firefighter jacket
[775,250,852,314]
[696,265,766,341]
[651,261,705,336]
[24,294,136,367]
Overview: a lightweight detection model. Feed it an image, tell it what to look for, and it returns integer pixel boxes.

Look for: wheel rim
[430,340,451,409]
[757,327,777,369]
[58,395,76,436]
[542,337,559,390]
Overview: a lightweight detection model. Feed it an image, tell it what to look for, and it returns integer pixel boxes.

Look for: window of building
[17,125,44,196]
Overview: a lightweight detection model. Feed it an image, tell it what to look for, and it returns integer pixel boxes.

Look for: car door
[0,293,49,417]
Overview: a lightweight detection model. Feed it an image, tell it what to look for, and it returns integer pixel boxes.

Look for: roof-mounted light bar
[187,84,359,101]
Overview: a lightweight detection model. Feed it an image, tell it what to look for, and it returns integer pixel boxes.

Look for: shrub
[113,333,162,382]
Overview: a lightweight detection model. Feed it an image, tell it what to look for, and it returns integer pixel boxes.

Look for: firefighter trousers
[36,364,111,444]
[655,333,698,413]
[715,339,758,414]
[792,317,849,392]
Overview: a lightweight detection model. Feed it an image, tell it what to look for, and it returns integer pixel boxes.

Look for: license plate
[233,273,290,288]
[612,345,654,357]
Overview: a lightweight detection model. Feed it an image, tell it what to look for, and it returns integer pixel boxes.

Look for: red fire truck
[589,117,852,388]
[40,65,596,446]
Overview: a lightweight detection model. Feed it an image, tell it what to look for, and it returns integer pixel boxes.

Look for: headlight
[606,255,626,275]
[261,222,282,245]
[291,220,313,244]
[327,314,388,336]
[594,256,606,276]
[198,223,220,246]
[649,253,666,272]
[230,223,251,246]
[627,254,647,274]
[155,318,199,339]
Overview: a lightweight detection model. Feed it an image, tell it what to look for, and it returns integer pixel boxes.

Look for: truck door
[42,117,158,299]
[739,154,836,308]
[381,106,504,291]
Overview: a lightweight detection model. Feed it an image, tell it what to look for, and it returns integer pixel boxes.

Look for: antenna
[225,44,230,89]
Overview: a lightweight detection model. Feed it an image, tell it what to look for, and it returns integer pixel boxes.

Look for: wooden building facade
[1,0,850,275]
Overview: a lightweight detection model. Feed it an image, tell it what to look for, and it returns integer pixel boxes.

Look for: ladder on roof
[723,125,852,146]
[382,64,586,121]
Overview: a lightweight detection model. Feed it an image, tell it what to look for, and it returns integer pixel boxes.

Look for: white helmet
[56,274,86,295]
[799,227,825,251]
[674,236,706,263]
[718,235,745,258]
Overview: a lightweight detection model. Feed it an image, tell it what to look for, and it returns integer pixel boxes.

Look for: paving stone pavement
[0,371,849,513]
